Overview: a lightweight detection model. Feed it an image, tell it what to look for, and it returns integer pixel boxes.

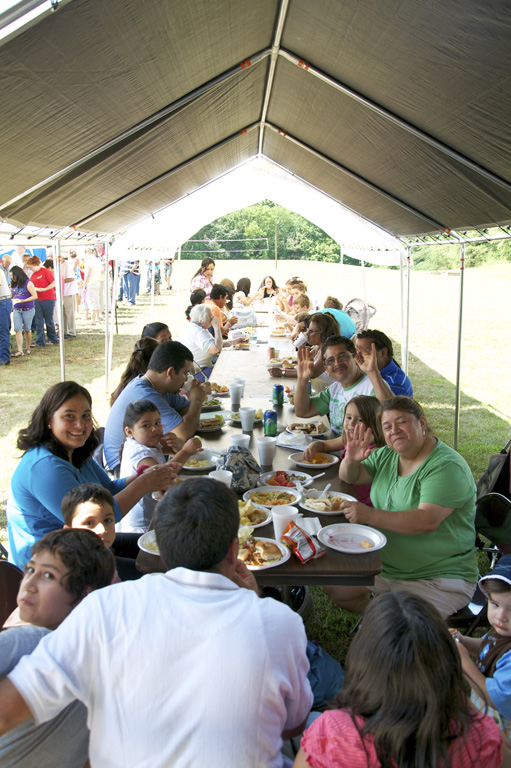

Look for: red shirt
[31,267,56,301]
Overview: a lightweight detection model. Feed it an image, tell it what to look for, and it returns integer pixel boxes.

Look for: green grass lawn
[1,258,509,662]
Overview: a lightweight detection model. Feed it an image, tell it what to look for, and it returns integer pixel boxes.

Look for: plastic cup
[293,332,308,349]
[239,407,256,432]
[231,434,250,449]
[208,470,233,487]
[228,383,243,410]
[272,505,300,541]
[257,436,276,466]
[232,378,246,397]
[182,373,195,393]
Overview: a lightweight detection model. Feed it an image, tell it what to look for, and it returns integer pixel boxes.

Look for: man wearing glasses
[294,335,393,435]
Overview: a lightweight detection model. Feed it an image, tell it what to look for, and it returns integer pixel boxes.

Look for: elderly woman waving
[327,396,478,618]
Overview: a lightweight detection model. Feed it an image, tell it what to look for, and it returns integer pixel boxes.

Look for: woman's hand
[344,423,374,463]
[303,440,324,462]
[142,463,180,492]
[296,345,314,381]
[340,499,372,524]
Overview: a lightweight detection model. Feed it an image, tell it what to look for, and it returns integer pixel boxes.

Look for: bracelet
[136,464,151,476]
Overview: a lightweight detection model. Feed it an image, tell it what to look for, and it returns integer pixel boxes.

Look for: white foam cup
[231,434,250,449]
[228,383,243,410]
[257,436,276,466]
[208,470,233,487]
[272,505,300,541]
[232,377,246,397]
[239,407,256,432]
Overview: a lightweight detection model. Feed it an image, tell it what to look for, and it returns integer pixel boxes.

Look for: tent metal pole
[279,48,511,196]
[361,257,367,304]
[104,242,109,394]
[258,0,290,155]
[404,246,411,376]
[454,242,465,452]
[108,251,118,394]
[54,239,65,381]
[399,250,405,368]
[150,252,155,317]
[340,244,343,292]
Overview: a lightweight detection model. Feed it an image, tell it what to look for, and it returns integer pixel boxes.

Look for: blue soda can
[272,384,284,406]
[264,410,278,436]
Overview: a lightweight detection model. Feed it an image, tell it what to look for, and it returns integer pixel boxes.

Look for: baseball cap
[479,555,511,596]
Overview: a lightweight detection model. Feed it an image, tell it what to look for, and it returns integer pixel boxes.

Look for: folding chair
[344,298,377,333]
[0,561,23,630]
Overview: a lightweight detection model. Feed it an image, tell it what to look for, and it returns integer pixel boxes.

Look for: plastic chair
[0,561,23,630]
[344,298,377,333]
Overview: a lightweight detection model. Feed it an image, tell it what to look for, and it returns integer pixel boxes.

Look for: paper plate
[229,413,263,425]
[259,470,314,488]
[318,523,387,553]
[238,502,272,529]
[288,451,339,469]
[286,422,331,439]
[300,491,357,514]
[138,530,160,555]
[241,538,291,571]
[181,451,218,471]
[243,485,302,508]
[201,399,223,412]
[196,416,224,433]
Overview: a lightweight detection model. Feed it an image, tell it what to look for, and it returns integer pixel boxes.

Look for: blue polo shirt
[380,359,413,397]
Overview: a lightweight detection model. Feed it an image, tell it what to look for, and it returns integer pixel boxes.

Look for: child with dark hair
[294,592,504,768]
[456,556,511,743]
[0,529,114,767]
[118,400,201,532]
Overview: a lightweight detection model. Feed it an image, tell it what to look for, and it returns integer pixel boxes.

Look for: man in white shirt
[0,478,312,768]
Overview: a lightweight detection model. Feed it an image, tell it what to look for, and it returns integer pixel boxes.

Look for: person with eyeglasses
[270,312,340,384]
[295,334,393,439]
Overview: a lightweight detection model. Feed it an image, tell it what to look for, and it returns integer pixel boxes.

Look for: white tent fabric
[116,157,402,266]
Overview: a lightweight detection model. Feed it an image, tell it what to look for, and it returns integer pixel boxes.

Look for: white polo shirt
[10,568,312,768]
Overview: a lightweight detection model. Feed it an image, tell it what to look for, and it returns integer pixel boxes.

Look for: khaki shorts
[370,575,477,619]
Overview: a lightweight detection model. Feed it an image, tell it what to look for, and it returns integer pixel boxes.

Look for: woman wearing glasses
[325,396,478,618]
[269,312,340,385]
[295,334,392,435]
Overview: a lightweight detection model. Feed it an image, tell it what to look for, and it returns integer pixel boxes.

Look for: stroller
[344,298,377,333]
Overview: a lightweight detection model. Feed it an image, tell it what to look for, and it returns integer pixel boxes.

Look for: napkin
[298,516,322,536]
[276,431,314,450]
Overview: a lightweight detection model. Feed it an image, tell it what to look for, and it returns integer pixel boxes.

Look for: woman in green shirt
[329,396,478,618]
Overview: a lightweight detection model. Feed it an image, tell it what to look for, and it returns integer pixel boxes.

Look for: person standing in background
[163,254,174,290]
[62,251,78,339]
[0,264,11,365]
[118,256,140,306]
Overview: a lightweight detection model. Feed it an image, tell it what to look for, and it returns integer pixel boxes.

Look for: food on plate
[184,457,213,468]
[267,470,307,488]
[281,357,298,369]
[144,539,159,553]
[209,383,229,393]
[202,398,221,408]
[361,539,373,549]
[198,416,223,429]
[238,536,283,566]
[304,495,343,512]
[231,409,264,421]
[238,499,268,526]
[309,452,332,465]
[248,490,296,505]
[234,342,250,349]
[289,422,327,435]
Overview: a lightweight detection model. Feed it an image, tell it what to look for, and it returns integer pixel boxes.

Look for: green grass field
[1,258,509,661]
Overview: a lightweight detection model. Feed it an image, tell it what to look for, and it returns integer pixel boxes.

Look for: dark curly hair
[17,381,100,468]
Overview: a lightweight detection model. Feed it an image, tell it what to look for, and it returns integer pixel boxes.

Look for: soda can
[272,384,284,406]
[264,410,278,436]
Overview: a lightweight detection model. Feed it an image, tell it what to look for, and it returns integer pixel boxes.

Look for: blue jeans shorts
[13,308,35,332]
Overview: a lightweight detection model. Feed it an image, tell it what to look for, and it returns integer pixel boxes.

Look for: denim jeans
[121,272,137,305]
[35,299,58,345]
[0,298,10,362]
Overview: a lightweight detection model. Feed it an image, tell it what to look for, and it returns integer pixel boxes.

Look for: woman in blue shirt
[7,381,178,568]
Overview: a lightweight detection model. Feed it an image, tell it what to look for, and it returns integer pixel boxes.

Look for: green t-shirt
[310,377,375,433]
[363,440,478,581]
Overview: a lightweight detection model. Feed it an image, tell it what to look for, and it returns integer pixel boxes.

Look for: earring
[422,430,426,436]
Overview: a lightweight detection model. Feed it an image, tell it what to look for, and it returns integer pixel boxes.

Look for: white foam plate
[210,390,229,397]
[318,523,387,553]
[196,416,224,433]
[288,451,340,468]
[243,485,302,508]
[300,491,356,514]
[181,451,218,471]
[201,400,223,412]
[241,537,291,570]
[229,413,263,425]
[238,502,271,529]
[286,422,331,439]
[259,470,314,488]
[138,530,159,555]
